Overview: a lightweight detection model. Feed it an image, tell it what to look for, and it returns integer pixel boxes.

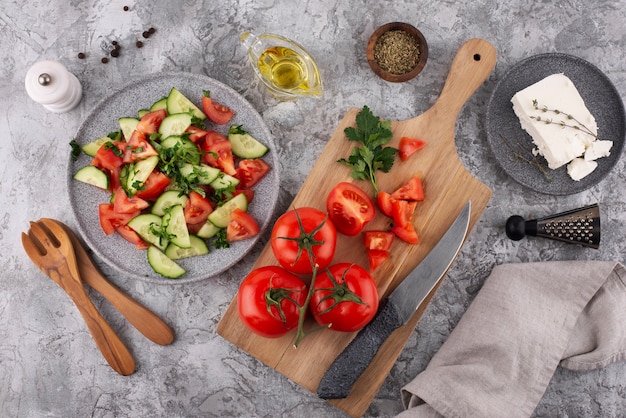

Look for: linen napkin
[397,261,626,418]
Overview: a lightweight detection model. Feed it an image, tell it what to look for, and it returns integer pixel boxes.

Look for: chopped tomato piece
[123,130,158,163]
[134,171,171,201]
[391,199,417,228]
[391,222,419,244]
[391,176,424,201]
[202,92,235,125]
[367,249,390,272]
[236,159,271,188]
[399,136,426,161]
[326,182,376,236]
[364,231,394,251]
[184,191,213,224]
[116,225,150,250]
[135,109,167,136]
[107,166,123,194]
[91,141,125,171]
[112,186,150,214]
[226,208,260,242]
[98,203,138,236]
[185,125,209,143]
[201,131,236,175]
[376,191,397,218]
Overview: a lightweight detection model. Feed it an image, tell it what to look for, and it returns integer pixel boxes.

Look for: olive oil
[241,32,323,100]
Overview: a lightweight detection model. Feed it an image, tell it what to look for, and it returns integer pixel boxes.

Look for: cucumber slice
[166,87,206,120]
[196,221,221,239]
[152,190,189,216]
[126,155,159,196]
[74,166,109,189]
[119,117,139,141]
[158,113,192,139]
[164,235,209,260]
[128,214,168,250]
[163,204,190,248]
[147,245,186,279]
[137,109,149,118]
[180,163,221,185]
[149,97,168,112]
[207,193,248,228]
[81,137,110,157]
[229,132,269,158]
[210,172,240,191]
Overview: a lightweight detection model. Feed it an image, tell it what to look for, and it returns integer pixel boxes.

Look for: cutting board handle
[424,38,496,121]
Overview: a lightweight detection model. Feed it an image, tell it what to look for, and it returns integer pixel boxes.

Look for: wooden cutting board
[217,38,496,417]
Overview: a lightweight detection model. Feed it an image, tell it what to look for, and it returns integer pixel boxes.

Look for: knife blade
[317,201,471,399]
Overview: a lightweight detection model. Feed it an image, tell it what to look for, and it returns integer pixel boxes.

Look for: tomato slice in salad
[236,159,271,188]
[123,130,158,163]
[92,141,125,171]
[184,191,213,224]
[136,109,167,135]
[116,225,150,250]
[112,186,150,214]
[98,203,138,236]
[226,208,260,242]
[185,125,209,143]
[134,171,171,201]
[326,182,376,236]
[202,94,235,125]
[399,136,426,161]
[201,131,236,175]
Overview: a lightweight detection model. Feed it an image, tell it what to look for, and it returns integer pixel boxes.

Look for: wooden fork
[21,220,136,376]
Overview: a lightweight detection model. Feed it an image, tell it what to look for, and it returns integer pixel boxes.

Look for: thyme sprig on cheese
[530,99,597,139]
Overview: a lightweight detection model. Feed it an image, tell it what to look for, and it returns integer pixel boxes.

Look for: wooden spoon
[22,220,136,376]
[43,219,175,346]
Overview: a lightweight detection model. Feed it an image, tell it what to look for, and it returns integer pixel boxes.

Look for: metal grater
[505,203,600,248]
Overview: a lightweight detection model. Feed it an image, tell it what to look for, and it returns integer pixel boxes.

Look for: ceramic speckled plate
[67,72,279,284]
[486,53,625,195]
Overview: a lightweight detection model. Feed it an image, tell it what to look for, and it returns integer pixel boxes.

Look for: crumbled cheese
[567,158,598,181]
[511,73,611,181]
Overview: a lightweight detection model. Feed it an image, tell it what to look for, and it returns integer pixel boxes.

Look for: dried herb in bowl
[373,30,420,75]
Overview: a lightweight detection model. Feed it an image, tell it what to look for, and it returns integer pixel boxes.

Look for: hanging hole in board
[473,53,481,61]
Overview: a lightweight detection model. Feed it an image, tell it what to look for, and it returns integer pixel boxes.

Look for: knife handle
[317,299,403,399]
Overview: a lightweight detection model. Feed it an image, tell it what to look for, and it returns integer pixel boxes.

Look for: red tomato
[135,109,167,136]
[134,171,171,201]
[326,182,376,236]
[391,199,416,228]
[185,125,209,143]
[367,249,389,272]
[376,191,396,218]
[201,131,236,175]
[391,176,424,201]
[364,231,394,251]
[116,225,150,250]
[391,222,419,244]
[123,130,158,163]
[399,136,426,161]
[202,94,235,125]
[226,208,260,242]
[184,191,213,224]
[237,266,308,338]
[91,141,125,171]
[309,263,379,332]
[112,186,149,214]
[236,159,271,188]
[98,203,138,235]
[271,207,337,275]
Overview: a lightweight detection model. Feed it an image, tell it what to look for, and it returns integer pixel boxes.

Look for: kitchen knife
[317,201,471,399]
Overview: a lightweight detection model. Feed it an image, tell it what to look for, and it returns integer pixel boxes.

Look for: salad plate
[67,72,280,284]
[486,53,625,195]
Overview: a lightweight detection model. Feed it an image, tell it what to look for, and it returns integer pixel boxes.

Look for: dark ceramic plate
[486,53,625,195]
[68,72,279,284]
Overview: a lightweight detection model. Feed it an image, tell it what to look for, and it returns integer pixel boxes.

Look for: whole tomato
[270,207,337,274]
[237,266,308,338]
[309,263,379,332]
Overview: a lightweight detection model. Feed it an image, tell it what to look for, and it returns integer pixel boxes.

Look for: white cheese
[511,73,609,181]
[567,158,598,181]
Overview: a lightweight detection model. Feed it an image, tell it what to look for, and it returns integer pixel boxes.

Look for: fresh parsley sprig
[337,105,397,195]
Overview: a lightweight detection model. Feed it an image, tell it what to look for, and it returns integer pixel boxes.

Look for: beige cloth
[398,261,626,418]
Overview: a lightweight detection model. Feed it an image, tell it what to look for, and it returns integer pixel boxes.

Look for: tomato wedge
[201,131,236,175]
[364,231,394,251]
[391,222,419,244]
[123,130,158,163]
[184,191,213,224]
[399,136,426,161]
[391,199,417,228]
[391,176,424,201]
[202,92,235,125]
[134,171,171,201]
[116,225,150,250]
[326,182,376,236]
[367,249,389,272]
[135,109,167,135]
[91,141,125,171]
[98,203,138,235]
[113,186,149,214]
[185,125,209,143]
[227,208,260,242]
[236,159,271,188]
[376,191,396,218]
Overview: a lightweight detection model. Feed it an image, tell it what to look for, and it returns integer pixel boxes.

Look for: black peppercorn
[136,41,144,48]
[142,31,150,38]
[111,49,120,57]
[148,27,156,34]
[101,57,109,64]
[77,52,85,59]
[123,5,129,11]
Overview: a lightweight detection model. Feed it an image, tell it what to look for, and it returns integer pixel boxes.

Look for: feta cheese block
[567,158,598,181]
[511,73,610,180]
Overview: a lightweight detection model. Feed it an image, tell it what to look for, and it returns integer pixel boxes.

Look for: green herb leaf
[337,105,397,195]
[69,139,82,161]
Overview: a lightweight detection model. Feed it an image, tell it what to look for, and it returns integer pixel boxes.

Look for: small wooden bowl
[366,22,428,83]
